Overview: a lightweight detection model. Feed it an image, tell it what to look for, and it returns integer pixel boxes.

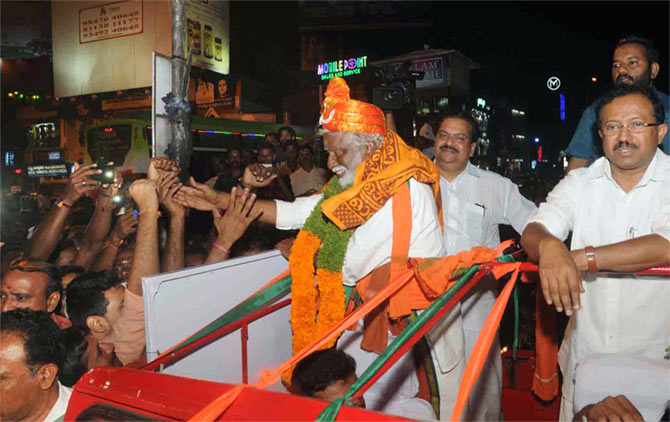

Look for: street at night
[1,2,669,421]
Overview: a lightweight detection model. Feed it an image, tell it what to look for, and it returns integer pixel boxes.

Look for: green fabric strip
[316,265,480,422]
[408,311,441,419]
[165,275,292,354]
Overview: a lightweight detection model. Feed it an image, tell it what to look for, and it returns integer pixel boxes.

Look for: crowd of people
[1,35,669,422]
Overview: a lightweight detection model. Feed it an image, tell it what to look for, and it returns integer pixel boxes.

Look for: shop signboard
[316,56,368,80]
[390,57,445,89]
[185,1,230,75]
[52,0,171,97]
[79,1,143,44]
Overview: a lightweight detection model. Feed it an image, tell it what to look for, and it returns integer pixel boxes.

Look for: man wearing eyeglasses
[1,259,71,329]
[565,35,669,172]
[522,84,669,421]
[434,112,536,421]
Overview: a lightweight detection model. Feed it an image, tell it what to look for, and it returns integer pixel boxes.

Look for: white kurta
[526,149,670,421]
[276,178,465,420]
[440,162,536,421]
[573,354,670,422]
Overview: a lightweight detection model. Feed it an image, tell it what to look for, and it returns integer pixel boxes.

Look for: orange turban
[319,77,386,137]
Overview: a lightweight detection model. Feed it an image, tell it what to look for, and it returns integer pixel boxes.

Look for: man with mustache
[566,35,669,172]
[521,84,669,421]
[177,76,465,419]
[433,112,536,421]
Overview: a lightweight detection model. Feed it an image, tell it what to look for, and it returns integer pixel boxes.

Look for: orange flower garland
[283,178,354,386]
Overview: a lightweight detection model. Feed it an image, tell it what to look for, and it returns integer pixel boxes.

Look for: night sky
[231,1,669,147]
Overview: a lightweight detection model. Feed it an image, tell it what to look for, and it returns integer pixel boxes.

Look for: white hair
[319,129,384,150]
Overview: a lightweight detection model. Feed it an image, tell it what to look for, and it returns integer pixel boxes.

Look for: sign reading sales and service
[79,1,143,44]
[317,56,368,80]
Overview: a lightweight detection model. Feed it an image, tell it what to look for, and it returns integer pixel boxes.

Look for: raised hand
[129,179,159,211]
[110,209,138,242]
[242,164,277,188]
[212,187,263,249]
[61,163,102,205]
[147,157,180,181]
[174,177,220,211]
[157,173,185,217]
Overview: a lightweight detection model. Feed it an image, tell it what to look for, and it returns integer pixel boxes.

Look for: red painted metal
[349,268,492,404]
[140,298,291,372]
[66,367,408,421]
[241,324,249,384]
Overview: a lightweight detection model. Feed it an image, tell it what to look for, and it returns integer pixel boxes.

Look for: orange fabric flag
[532,285,559,401]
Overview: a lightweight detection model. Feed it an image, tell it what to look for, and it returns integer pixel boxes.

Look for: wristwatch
[585,246,597,273]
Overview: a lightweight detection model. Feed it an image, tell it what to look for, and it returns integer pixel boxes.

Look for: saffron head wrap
[319,77,386,137]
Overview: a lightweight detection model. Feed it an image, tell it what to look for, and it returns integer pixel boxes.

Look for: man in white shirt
[290,144,329,197]
[0,309,72,422]
[434,112,537,421]
[177,76,465,419]
[521,85,670,421]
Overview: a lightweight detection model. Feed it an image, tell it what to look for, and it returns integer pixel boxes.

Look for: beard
[615,66,652,88]
[333,149,366,188]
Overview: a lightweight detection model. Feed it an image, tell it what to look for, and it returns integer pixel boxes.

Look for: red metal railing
[141,298,292,383]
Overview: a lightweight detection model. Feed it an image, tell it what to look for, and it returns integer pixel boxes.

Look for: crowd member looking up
[66,178,161,365]
[1,258,70,329]
[521,85,669,421]
[566,35,669,172]
[177,76,463,420]
[254,144,294,201]
[290,144,329,197]
[0,309,70,422]
[434,112,536,421]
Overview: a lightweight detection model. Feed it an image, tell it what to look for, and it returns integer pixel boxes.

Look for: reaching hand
[110,209,138,242]
[156,173,185,217]
[242,164,277,188]
[147,157,180,181]
[174,177,220,211]
[537,237,584,315]
[574,395,643,422]
[212,187,263,249]
[61,163,102,205]
[129,179,159,211]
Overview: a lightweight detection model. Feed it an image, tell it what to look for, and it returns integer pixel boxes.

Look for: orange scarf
[321,130,442,230]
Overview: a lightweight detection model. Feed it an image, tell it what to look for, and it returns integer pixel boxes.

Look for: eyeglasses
[436,131,470,143]
[601,121,660,136]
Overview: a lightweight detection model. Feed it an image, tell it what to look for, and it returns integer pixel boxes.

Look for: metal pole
[170,0,191,178]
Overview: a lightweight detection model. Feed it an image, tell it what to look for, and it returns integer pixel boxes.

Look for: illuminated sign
[560,93,566,121]
[317,56,368,80]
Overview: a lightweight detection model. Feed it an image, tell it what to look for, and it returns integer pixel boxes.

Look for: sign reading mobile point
[317,56,367,80]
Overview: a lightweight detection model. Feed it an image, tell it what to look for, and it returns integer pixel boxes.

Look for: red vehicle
[64,263,668,421]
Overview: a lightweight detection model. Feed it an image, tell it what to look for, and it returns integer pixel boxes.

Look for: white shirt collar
[438,161,480,184]
[590,149,669,187]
